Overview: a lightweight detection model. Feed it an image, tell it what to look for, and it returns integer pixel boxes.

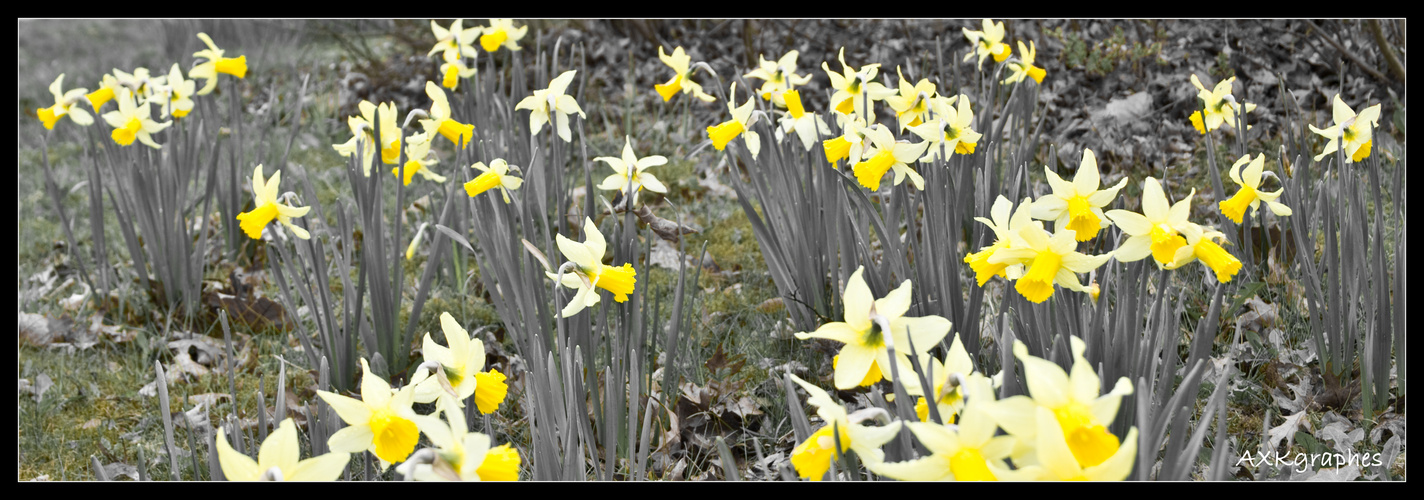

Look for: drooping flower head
[35,74,92,130]
[419,81,475,148]
[217,418,351,481]
[774,89,831,151]
[1187,74,1256,134]
[465,159,523,203]
[546,217,638,318]
[706,82,761,159]
[235,164,311,241]
[1003,40,1047,85]
[1218,153,1291,225]
[101,87,170,148]
[1030,149,1129,242]
[851,124,930,192]
[414,312,496,411]
[745,50,813,107]
[191,32,247,96]
[822,111,871,168]
[1165,223,1242,283]
[333,100,403,176]
[907,94,981,162]
[400,407,519,481]
[515,70,585,143]
[392,132,447,186]
[989,224,1112,304]
[963,19,1012,70]
[654,46,716,103]
[1308,94,1382,163]
[964,195,1036,286]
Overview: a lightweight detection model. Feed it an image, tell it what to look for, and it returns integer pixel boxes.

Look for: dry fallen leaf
[19,312,55,347]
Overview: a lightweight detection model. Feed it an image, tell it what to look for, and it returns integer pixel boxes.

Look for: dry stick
[1368,19,1406,85]
[1303,20,1391,84]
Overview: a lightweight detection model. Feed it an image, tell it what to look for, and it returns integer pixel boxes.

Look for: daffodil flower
[821,111,871,168]
[990,338,1137,479]
[101,88,169,148]
[654,46,716,103]
[1031,149,1129,241]
[964,196,1036,286]
[851,125,930,192]
[418,81,475,148]
[868,402,1032,481]
[904,333,995,424]
[794,266,950,391]
[1105,177,1194,267]
[479,19,527,53]
[1218,153,1291,225]
[150,63,196,120]
[823,47,895,117]
[515,70,585,143]
[438,49,479,92]
[35,74,92,130]
[216,418,350,481]
[236,164,311,240]
[414,312,504,412]
[787,374,903,480]
[428,19,481,60]
[546,217,637,318]
[333,100,403,177]
[744,50,813,107]
[963,19,1012,70]
[83,74,122,113]
[885,67,938,132]
[1187,74,1255,135]
[392,133,446,186]
[907,94,981,162]
[465,159,523,203]
[1164,223,1241,283]
[1308,94,1382,163]
[400,407,519,481]
[111,67,154,102]
[597,136,668,202]
[706,82,761,159]
[774,89,831,151]
[317,358,428,469]
[1002,41,1047,85]
[191,32,248,96]
[989,225,1112,304]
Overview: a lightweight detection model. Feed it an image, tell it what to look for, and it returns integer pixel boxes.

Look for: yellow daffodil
[465,159,523,203]
[1308,94,1382,163]
[333,100,402,176]
[964,195,1036,286]
[36,74,92,130]
[1105,177,1194,267]
[516,70,585,143]
[744,50,813,107]
[400,407,519,481]
[1165,223,1241,283]
[787,374,903,480]
[216,418,350,481]
[151,63,196,120]
[1188,74,1256,134]
[706,82,762,159]
[597,136,668,201]
[654,46,716,103]
[907,94,981,162]
[547,217,637,318]
[428,19,481,60]
[236,164,311,240]
[438,49,479,92]
[191,32,247,96]
[1003,41,1047,85]
[100,88,170,148]
[885,67,938,132]
[851,124,930,192]
[479,19,527,53]
[318,358,428,469]
[794,266,950,391]
[774,89,831,151]
[963,19,1012,70]
[111,67,155,102]
[868,402,1033,481]
[1031,149,1129,241]
[990,338,1137,479]
[414,312,497,411]
[989,225,1112,304]
[822,111,871,168]
[905,333,996,424]
[83,74,122,113]
[1219,153,1291,224]
[419,81,475,148]
[823,47,896,116]
[392,133,446,186]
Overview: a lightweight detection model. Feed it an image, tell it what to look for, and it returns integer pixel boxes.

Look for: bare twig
[1368,19,1406,85]
[1304,20,1391,84]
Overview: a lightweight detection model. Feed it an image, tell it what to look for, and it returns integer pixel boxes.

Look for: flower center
[111,116,143,146]
[706,120,745,151]
[465,170,502,197]
[480,29,508,52]
[852,149,896,191]
[1148,223,1186,265]
[236,202,280,240]
[215,56,247,78]
[949,448,997,481]
[368,407,419,465]
[594,263,637,302]
[1065,195,1102,241]
[1194,238,1241,283]
[1015,249,1062,303]
[1053,403,1119,469]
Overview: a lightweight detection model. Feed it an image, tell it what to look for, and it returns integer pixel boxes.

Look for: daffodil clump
[547,217,639,318]
[1309,94,1382,163]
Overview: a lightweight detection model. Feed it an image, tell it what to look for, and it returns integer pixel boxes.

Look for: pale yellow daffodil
[1164,223,1242,283]
[868,402,1034,481]
[400,407,519,481]
[1031,149,1129,241]
[907,94,981,162]
[1308,94,1382,163]
[988,225,1112,304]
[788,374,903,480]
[419,81,475,148]
[706,82,762,159]
[963,19,1012,70]
[235,164,311,240]
[515,70,585,143]
[964,196,1036,286]
[851,124,930,192]
[654,46,716,103]
[333,100,403,177]
[744,50,813,107]
[317,358,429,469]
[191,33,247,96]
[1188,74,1256,134]
[216,418,350,481]
[774,89,831,151]
[794,267,950,391]
[823,47,896,117]
[821,111,871,168]
[428,19,481,60]
[465,159,523,203]
[413,312,507,415]
[596,136,668,200]
[83,74,122,113]
[885,67,938,132]
[1003,40,1047,85]
[36,74,92,130]
[150,63,196,120]
[479,19,527,53]
[546,217,637,318]
[392,133,446,186]
[904,333,996,424]
[1219,153,1291,224]
[100,87,169,148]
[1105,177,1194,267]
